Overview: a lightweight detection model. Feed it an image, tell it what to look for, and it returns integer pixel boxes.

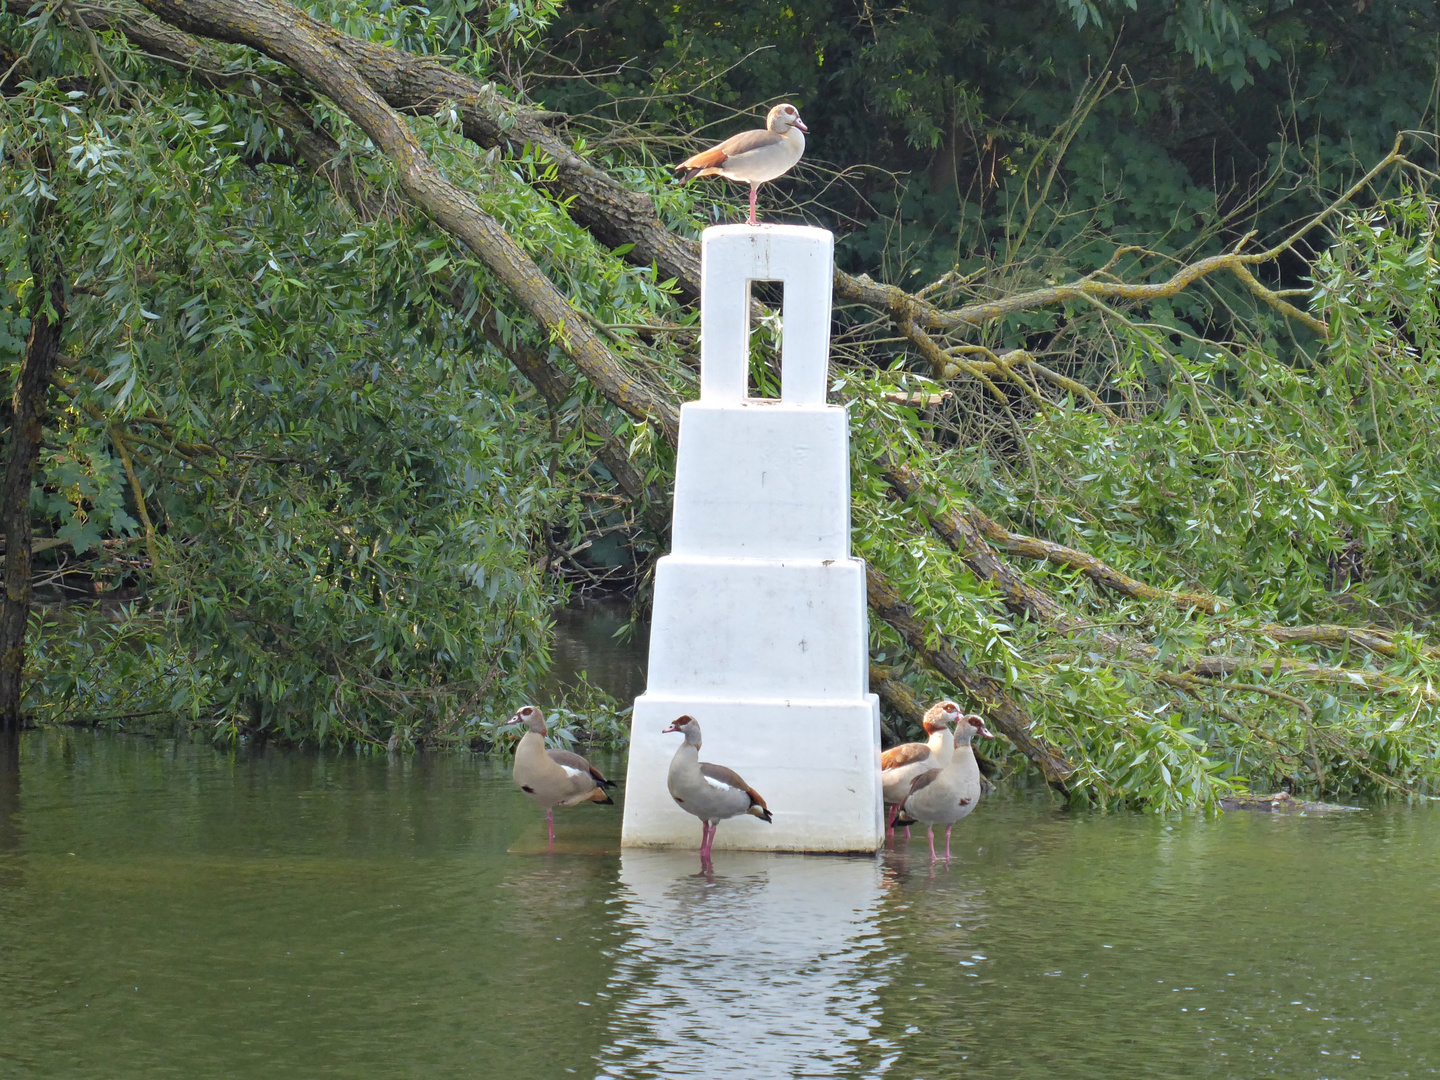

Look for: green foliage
[468,674,632,753]
[5,0,1439,813]
[0,5,677,747]
[1018,197,1440,620]
[845,197,1440,808]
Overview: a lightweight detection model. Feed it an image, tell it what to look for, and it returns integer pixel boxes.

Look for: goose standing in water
[881,700,963,838]
[506,705,615,845]
[897,713,993,863]
[663,715,772,861]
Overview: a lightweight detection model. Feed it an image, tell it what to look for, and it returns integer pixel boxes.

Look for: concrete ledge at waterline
[621,695,884,853]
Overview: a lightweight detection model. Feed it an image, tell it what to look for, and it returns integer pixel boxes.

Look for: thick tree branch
[77,1,397,221]
[842,249,1329,337]
[88,3,674,551]
[882,456,1229,617]
[135,0,681,446]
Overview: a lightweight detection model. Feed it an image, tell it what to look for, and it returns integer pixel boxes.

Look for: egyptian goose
[663,715,773,859]
[897,713,994,863]
[505,705,615,844]
[881,700,962,837]
[673,103,808,226]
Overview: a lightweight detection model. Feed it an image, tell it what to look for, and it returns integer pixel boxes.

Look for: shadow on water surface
[0,729,18,840]
[0,728,21,883]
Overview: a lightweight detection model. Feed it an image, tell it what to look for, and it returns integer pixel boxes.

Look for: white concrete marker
[621,223,884,853]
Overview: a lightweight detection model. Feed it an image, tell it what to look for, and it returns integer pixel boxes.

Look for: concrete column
[621,224,883,853]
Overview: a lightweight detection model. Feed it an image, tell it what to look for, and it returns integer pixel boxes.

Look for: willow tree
[2,0,1439,807]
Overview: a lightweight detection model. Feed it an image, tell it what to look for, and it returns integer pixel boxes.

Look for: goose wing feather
[547,748,615,788]
[881,742,932,771]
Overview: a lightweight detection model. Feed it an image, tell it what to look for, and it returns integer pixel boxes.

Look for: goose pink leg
[546,809,555,845]
[886,804,899,838]
[746,184,759,226]
[926,825,939,864]
[945,825,954,862]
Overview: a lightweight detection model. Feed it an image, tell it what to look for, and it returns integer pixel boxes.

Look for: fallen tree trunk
[136,0,682,448]
[882,455,1228,618]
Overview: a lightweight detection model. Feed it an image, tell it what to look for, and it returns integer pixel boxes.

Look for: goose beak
[504,713,523,726]
[794,117,809,132]
[662,722,683,734]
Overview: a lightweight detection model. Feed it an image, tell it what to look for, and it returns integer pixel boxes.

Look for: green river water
[1,727,1437,1079]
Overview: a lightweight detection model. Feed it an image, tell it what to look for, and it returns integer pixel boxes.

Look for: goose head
[766,103,808,134]
[921,700,963,735]
[956,713,994,743]
[662,714,704,747]
[504,705,547,734]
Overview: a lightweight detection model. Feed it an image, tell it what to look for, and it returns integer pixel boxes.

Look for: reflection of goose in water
[867,857,992,1074]
[597,852,887,1079]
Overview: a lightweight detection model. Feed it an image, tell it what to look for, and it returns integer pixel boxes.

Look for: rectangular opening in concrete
[747,278,784,400]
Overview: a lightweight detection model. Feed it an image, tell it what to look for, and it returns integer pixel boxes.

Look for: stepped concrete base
[620,223,881,854]
[671,402,850,559]
[621,694,883,852]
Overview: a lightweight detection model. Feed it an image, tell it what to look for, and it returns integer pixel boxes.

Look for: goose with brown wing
[663,715,772,860]
[506,705,615,845]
